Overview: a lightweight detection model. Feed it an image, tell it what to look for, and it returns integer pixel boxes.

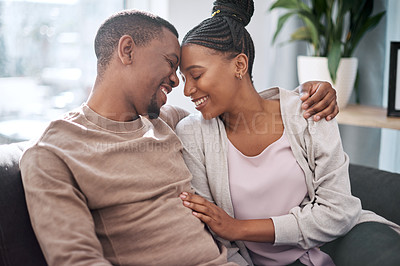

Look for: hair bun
[212,0,254,26]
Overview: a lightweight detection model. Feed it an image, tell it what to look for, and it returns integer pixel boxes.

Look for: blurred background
[0,0,399,173]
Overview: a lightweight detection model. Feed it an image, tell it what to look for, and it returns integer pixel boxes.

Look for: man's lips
[160,84,172,99]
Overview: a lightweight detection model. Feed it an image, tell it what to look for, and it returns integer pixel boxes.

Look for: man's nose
[170,71,179,87]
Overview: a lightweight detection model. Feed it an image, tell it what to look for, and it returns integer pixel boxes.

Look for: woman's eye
[193,74,201,80]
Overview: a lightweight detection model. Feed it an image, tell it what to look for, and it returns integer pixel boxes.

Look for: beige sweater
[20,104,233,266]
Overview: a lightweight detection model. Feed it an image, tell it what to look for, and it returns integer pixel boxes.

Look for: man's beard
[147,92,160,119]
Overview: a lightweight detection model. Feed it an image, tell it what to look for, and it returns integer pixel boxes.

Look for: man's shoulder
[42,107,84,138]
[23,107,85,152]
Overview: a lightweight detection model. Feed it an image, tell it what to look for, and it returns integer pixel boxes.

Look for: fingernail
[179,194,186,199]
[314,115,320,121]
[183,201,190,206]
[304,112,310,118]
[327,116,332,121]
[302,103,309,109]
[182,192,188,195]
[192,211,198,216]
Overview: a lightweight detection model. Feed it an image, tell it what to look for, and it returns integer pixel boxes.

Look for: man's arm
[20,146,112,266]
[298,81,339,121]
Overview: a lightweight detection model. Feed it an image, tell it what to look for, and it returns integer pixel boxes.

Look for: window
[0,0,124,143]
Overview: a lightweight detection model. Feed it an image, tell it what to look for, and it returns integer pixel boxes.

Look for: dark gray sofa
[1,141,400,266]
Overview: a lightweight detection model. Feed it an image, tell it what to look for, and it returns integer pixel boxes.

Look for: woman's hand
[179,192,240,241]
[298,81,339,121]
[179,192,276,243]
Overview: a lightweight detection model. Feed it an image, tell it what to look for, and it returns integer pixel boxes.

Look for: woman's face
[180,44,239,119]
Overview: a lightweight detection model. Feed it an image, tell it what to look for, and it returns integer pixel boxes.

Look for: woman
[176,0,400,265]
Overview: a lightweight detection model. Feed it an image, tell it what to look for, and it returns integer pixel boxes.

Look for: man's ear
[234,53,248,77]
[118,35,134,65]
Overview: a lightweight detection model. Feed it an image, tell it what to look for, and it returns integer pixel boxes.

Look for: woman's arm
[276,121,361,248]
[176,116,252,266]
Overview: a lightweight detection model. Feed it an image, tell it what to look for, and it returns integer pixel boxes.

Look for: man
[20,10,337,265]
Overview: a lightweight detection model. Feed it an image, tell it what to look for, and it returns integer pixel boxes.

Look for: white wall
[380,0,400,173]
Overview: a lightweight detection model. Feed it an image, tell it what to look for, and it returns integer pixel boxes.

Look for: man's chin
[147,106,161,119]
[148,112,160,119]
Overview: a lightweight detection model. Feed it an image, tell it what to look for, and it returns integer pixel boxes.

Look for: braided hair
[182,0,255,79]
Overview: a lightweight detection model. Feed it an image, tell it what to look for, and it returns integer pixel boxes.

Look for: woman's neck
[221,88,271,135]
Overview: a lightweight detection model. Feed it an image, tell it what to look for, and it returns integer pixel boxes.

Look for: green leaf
[339,0,357,17]
[269,0,300,10]
[272,12,295,44]
[290,26,312,41]
[312,0,328,17]
[346,11,385,56]
[328,41,341,82]
[302,17,320,53]
[296,10,324,52]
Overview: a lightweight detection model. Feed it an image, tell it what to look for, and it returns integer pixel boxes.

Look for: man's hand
[298,81,339,121]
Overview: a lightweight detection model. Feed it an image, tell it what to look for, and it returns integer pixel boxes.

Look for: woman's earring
[236,73,242,80]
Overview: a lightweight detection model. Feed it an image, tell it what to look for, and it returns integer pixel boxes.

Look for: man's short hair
[94,9,178,74]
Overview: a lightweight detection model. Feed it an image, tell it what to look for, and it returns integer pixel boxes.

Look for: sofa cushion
[349,164,400,226]
[0,142,47,266]
[321,221,400,266]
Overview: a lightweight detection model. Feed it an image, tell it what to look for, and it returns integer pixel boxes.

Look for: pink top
[227,131,334,266]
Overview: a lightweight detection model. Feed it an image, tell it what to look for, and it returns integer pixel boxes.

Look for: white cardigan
[176,87,400,266]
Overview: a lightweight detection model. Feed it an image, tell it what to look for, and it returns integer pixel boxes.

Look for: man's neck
[86,78,139,122]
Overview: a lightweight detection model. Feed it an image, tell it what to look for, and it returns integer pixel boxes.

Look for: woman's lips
[192,95,209,110]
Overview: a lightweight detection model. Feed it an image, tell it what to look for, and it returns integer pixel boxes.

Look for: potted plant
[270,0,385,108]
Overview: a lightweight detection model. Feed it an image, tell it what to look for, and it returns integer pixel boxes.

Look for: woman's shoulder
[259,87,303,114]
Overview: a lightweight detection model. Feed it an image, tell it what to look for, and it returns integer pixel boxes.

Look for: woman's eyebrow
[183,65,204,72]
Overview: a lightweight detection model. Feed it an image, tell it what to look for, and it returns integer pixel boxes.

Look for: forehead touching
[156,28,181,63]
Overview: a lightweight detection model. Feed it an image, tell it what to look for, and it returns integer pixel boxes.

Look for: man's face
[128,28,180,119]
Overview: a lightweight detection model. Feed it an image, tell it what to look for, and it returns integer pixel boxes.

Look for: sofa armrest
[349,164,400,225]
[0,141,47,266]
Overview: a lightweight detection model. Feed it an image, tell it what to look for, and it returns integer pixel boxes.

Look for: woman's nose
[183,82,196,97]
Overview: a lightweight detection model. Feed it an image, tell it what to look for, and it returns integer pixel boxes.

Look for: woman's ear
[118,35,134,65]
[234,53,248,77]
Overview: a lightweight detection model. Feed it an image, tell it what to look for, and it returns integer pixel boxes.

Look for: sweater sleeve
[175,115,215,204]
[20,146,112,266]
[272,117,362,249]
[176,116,250,266]
[159,105,190,130]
